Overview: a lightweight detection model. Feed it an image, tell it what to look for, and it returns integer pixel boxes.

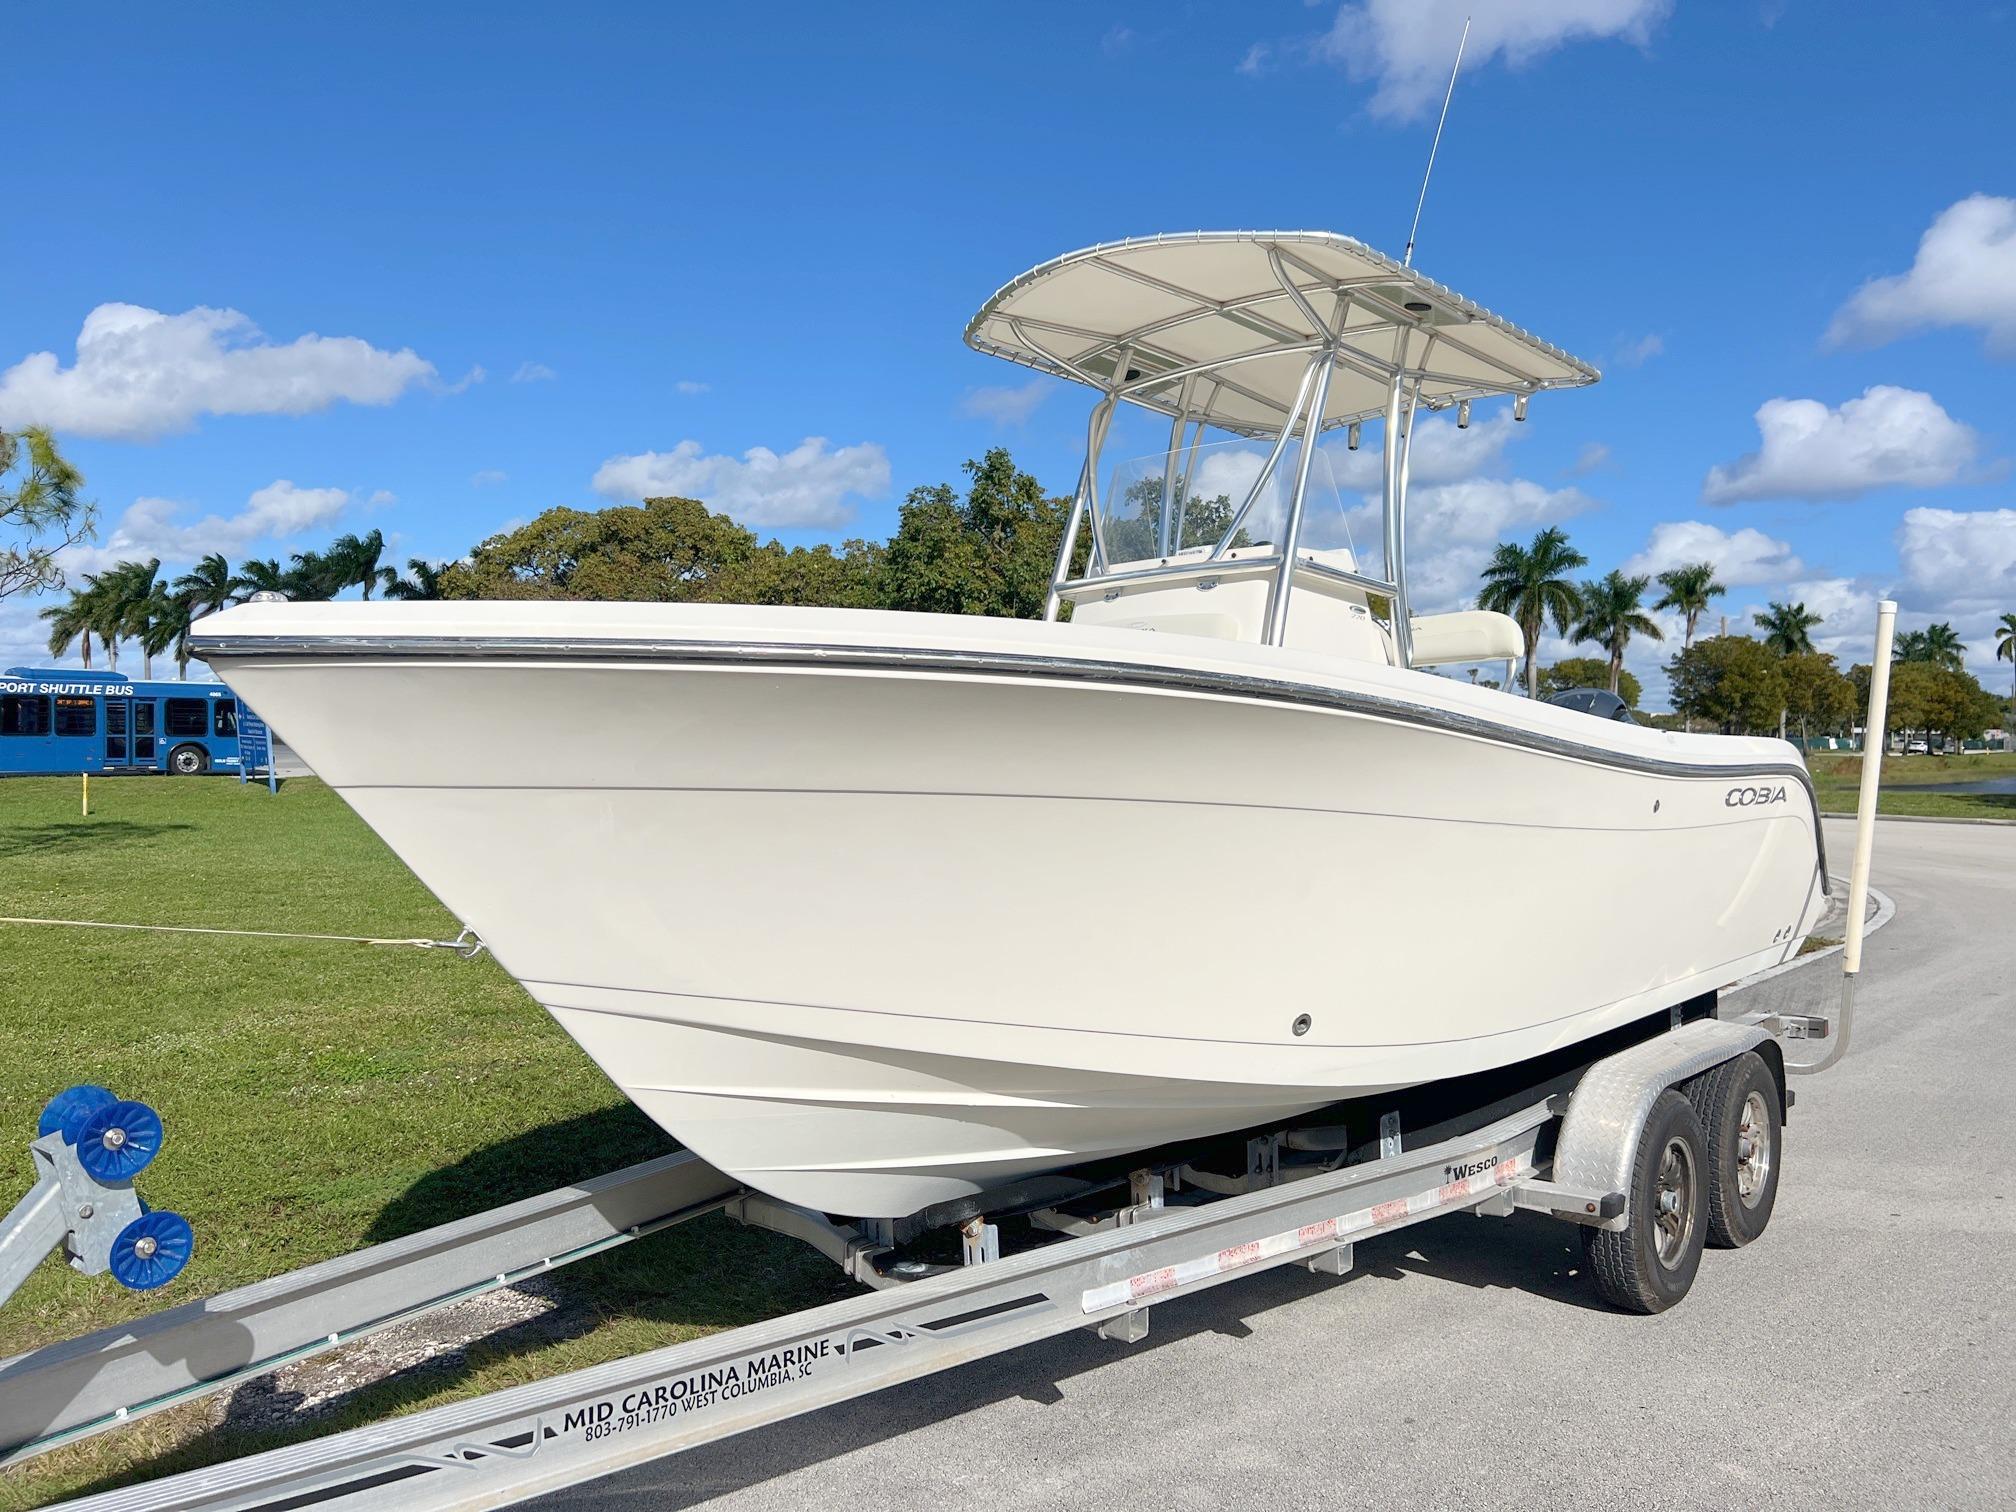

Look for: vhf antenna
[1402,16,1471,268]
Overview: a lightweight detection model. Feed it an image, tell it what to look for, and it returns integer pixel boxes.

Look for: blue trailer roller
[108,1210,194,1290]
[75,1099,165,1183]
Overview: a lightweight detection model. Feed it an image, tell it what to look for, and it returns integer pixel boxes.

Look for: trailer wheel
[167,743,210,776]
[1684,1051,1781,1249]
[1582,1090,1706,1314]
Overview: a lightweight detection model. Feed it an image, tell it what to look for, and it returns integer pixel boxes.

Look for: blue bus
[1,667,244,777]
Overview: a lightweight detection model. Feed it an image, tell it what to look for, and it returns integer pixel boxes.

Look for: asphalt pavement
[544,817,2014,1511]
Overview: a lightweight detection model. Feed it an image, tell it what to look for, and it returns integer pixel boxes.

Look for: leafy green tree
[1778,650,1854,745]
[1893,620,1965,672]
[1539,656,1642,708]
[1653,562,1725,650]
[875,449,1074,619]
[1570,570,1663,696]
[712,540,885,607]
[1,426,95,599]
[1667,635,1787,734]
[1853,660,2000,750]
[1752,600,1822,656]
[1476,526,1587,698]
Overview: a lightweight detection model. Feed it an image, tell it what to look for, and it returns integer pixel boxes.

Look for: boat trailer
[0,611,1901,1509]
[1,997,1846,1512]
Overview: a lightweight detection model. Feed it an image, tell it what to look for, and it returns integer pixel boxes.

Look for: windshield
[1095,434,1358,569]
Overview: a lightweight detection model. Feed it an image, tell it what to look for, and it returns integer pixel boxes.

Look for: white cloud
[1622,521,1804,588]
[1776,577,1882,664]
[1895,506,2016,606]
[674,379,711,395]
[1701,386,1983,505]
[0,304,435,441]
[1102,24,1136,55]
[959,379,1052,426]
[1612,333,1664,367]
[511,361,557,383]
[1338,475,1598,612]
[591,437,890,528]
[1237,42,1272,75]
[1568,441,1612,475]
[470,469,508,487]
[61,480,355,574]
[1826,194,2016,357]
[1317,0,1672,120]
[439,365,486,395]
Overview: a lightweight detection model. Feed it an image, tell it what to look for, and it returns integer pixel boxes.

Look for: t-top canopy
[964,231,1598,438]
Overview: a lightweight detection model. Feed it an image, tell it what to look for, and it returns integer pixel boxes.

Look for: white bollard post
[1796,599,1895,1074]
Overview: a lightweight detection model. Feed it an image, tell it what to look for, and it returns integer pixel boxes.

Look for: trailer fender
[1554,1020,1774,1231]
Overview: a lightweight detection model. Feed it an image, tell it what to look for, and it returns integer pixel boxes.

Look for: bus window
[106,698,127,760]
[133,701,156,761]
[2,694,52,735]
[165,698,207,736]
[215,699,238,737]
[55,697,96,737]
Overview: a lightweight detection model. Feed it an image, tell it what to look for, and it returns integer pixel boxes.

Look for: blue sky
[6,1,2014,702]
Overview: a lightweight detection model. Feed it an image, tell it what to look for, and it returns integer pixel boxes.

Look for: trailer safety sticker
[1080,1152,1529,1315]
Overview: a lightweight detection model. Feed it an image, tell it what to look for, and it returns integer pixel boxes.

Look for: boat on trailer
[190,231,1828,1220]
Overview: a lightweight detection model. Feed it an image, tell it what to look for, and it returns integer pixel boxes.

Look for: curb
[1725,880,1897,997]
[1818,810,2016,827]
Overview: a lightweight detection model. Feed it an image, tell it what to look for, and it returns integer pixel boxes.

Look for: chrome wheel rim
[1653,1137,1697,1268]
[1736,1090,1773,1207]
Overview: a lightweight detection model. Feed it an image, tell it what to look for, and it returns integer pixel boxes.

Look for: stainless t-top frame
[961,232,1600,668]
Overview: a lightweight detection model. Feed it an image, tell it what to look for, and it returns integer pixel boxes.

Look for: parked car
[1905,738,1930,755]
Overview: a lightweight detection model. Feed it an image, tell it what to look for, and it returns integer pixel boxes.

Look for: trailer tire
[167,743,210,776]
[1582,1090,1706,1314]
[1684,1051,1780,1249]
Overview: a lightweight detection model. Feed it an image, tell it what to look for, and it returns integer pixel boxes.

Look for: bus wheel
[1582,1090,1706,1314]
[167,744,210,776]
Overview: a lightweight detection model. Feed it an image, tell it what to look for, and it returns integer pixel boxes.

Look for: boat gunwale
[191,629,1830,893]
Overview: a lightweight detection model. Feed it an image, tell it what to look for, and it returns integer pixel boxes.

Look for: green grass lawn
[1805,749,2016,820]
[0,775,846,1510]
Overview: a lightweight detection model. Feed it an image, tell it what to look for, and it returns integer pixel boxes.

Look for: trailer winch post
[1795,597,1895,1076]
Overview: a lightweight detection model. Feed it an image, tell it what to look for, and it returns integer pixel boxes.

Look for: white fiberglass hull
[194,602,1827,1218]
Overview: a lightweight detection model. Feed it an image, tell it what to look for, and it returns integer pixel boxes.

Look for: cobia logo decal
[1725,785,1788,807]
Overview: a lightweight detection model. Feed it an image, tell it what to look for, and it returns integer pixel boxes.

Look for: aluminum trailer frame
[48,1015,1789,1512]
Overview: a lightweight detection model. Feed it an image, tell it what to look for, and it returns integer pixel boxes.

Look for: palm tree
[1753,601,1822,656]
[325,529,388,598]
[39,589,96,668]
[381,557,447,600]
[141,586,197,679]
[1922,621,1965,671]
[231,557,289,599]
[80,570,126,671]
[1995,613,2016,738]
[284,548,344,601]
[114,561,165,677]
[1653,562,1725,651]
[1570,570,1664,697]
[1477,527,1588,698]
[175,552,237,623]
